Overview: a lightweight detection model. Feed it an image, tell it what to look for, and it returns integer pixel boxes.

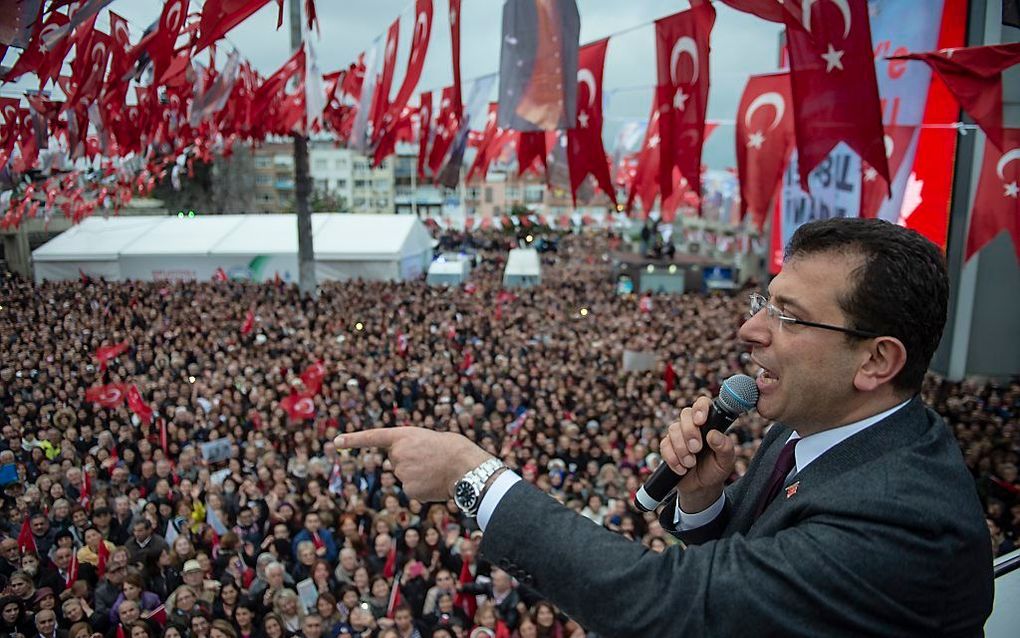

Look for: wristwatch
[453,458,506,517]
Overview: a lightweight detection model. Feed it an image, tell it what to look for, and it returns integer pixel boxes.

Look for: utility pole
[290,0,316,298]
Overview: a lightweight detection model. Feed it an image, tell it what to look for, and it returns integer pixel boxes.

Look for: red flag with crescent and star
[449,0,463,118]
[654,1,715,203]
[735,72,794,229]
[126,385,154,424]
[567,38,616,207]
[85,384,127,409]
[784,0,889,193]
[386,0,432,129]
[417,91,433,180]
[194,0,277,54]
[966,128,1020,262]
[281,391,316,422]
[370,18,400,142]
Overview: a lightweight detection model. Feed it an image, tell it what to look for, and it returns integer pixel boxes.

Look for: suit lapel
[725,422,794,535]
[733,397,929,534]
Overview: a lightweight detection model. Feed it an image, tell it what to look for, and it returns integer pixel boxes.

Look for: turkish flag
[860,125,916,219]
[449,0,463,118]
[66,29,111,111]
[280,391,316,422]
[95,341,129,371]
[966,128,1020,261]
[387,0,432,129]
[427,86,459,176]
[889,43,1020,151]
[145,0,190,85]
[240,308,255,335]
[466,104,501,182]
[300,361,328,395]
[370,18,400,142]
[86,384,127,409]
[627,100,664,215]
[735,72,794,229]
[785,0,889,192]
[65,551,79,589]
[3,10,71,85]
[195,0,275,53]
[213,267,229,282]
[251,46,305,121]
[127,385,154,424]
[567,38,616,207]
[417,91,433,180]
[79,469,92,508]
[655,1,715,202]
[18,516,36,554]
[97,538,110,578]
[454,556,477,619]
[517,131,547,177]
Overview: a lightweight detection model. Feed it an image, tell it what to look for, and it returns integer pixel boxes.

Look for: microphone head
[718,374,759,416]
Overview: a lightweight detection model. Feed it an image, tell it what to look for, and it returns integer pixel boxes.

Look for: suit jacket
[479,397,993,637]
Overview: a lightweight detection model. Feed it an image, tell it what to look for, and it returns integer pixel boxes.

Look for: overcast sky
[1,0,783,168]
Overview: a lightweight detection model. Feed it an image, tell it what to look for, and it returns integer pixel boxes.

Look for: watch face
[455,480,478,511]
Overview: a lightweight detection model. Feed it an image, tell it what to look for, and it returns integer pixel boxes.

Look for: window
[525,187,544,204]
[334,159,346,170]
[256,175,271,186]
[467,188,481,201]
[254,157,271,169]
[485,187,493,203]
[314,159,327,171]
[337,179,347,189]
[354,180,367,188]
[506,187,521,202]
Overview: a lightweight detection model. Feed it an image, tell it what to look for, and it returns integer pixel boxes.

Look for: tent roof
[209,214,330,254]
[314,214,432,260]
[505,248,541,275]
[121,216,246,255]
[33,214,432,261]
[32,217,162,262]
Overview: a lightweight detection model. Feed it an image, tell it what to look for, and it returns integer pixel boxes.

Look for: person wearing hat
[181,559,219,605]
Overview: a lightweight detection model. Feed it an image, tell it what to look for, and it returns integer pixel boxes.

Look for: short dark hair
[785,218,948,392]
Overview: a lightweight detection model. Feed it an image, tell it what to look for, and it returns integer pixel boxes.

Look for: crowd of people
[0,230,1016,638]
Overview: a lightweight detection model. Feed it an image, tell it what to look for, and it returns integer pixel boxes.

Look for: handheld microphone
[634,374,759,512]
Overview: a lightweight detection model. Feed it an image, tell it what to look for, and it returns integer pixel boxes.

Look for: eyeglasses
[748,293,879,339]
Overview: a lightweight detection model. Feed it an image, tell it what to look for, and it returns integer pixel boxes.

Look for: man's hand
[334,428,492,502]
[659,396,736,512]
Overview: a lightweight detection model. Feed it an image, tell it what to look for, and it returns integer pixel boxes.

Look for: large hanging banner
[773,0,947,272]
[780,143,862,249]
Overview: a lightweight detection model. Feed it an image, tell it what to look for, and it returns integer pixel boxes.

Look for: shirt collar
[788,399,911,474]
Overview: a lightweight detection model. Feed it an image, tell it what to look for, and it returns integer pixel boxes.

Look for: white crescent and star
[669,37,699,85]
[577,69,597,107]
[801,0,852,39]
[164,0,185,33]
[744,92,785,131]
[997,148,1020,199]
[821,43,845,72]
[883,134,895,158]
[996,148,1020,180]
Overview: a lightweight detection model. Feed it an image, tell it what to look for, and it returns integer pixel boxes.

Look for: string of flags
[0,0,1016,259]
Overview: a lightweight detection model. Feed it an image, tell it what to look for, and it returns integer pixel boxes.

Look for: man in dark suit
[336,218,994,636]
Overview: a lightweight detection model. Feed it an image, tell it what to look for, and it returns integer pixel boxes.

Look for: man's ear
[853,336,907,392]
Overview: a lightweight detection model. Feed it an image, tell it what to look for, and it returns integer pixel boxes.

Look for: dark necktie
[753,438,800,521]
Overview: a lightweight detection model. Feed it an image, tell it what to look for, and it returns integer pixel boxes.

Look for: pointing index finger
[334,429,401,450]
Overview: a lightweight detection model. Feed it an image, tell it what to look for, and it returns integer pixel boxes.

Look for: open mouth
[756,366,779,387]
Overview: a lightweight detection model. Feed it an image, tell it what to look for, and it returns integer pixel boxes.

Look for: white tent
[32,214,433,283]
[32,216,161,282]
[503,248,542,288]
[314,214,432,282]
